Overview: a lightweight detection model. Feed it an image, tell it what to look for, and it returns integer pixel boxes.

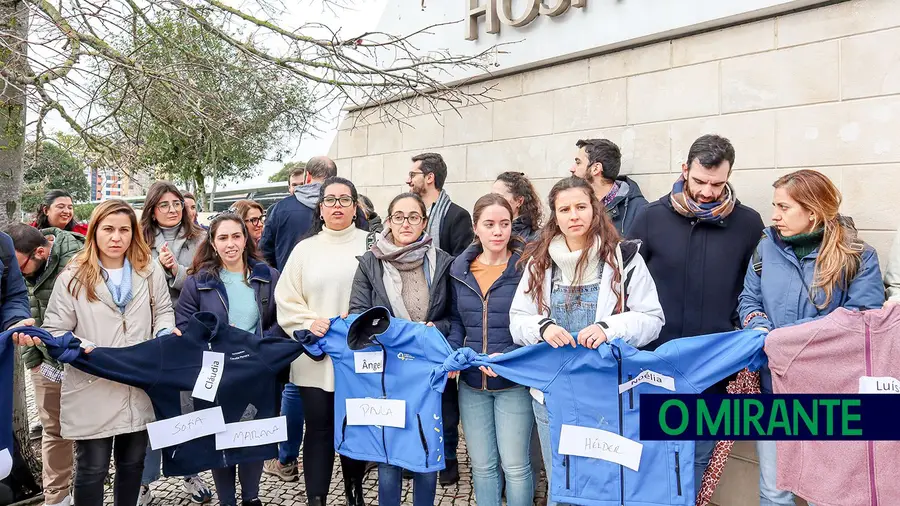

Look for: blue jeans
[278,383,305,464]
[141,447,198,485]
[458,383,534,506]
[533,397,572,506]
[757,440,796,506]
[694,439,715,493]
[378,464,436,506]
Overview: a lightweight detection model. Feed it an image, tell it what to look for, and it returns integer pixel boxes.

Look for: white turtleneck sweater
[547,235,601,286]
[275,225,369,391]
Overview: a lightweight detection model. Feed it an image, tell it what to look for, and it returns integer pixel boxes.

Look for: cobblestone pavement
[25,375,548,505]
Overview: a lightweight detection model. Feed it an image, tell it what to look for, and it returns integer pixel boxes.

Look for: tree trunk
[208,170,217,212]
[1,0,43,500]
[192,168,206,212]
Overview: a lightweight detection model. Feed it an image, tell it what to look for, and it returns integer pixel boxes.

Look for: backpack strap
[751,234,766,276]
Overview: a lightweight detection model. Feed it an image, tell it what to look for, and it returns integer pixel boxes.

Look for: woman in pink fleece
[738,169,885,506]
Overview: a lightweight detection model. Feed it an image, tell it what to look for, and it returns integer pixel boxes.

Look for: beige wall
[329,0,900,264]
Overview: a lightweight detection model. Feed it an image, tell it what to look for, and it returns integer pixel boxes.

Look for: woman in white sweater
[509,176,664,506]
[274,176,370,506]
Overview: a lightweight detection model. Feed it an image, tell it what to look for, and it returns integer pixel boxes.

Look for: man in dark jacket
[570,138,648,235]
[4,224,84,506]
[628,134,764,492]
[260,156,367,270]
[407,153,474,258]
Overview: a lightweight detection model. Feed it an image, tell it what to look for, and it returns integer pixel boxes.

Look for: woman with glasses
[230,200,266,246]
[137,181,211,505]
[174,212,282,506]
[348,192,453,506]
[274,176,369,506]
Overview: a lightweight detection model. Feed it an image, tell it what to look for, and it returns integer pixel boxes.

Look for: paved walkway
[25,375,548,505]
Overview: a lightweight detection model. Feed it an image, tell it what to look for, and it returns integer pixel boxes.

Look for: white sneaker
[182,475,212,504]
[138,485,153,506]
[45,496,72,506]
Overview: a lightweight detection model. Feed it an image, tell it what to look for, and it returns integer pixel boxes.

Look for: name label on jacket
[558,424,643,471]
[354,352,384,374]
[192,351,225,402]
[859,376,900,394]
[618,369,676,394]
[346,398,406,428]
[215,416,288,450]
[146,407,227,450]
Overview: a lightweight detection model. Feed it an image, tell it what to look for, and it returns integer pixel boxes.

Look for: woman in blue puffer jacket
[447,193,534,506]
[174,212,283,506]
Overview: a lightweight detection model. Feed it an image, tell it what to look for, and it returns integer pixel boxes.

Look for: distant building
[90,168,123,201]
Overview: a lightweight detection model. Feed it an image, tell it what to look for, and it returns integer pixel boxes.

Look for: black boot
[344,477,365,506]
[354,480,365,506]
[439,459,460,486]
[308,496,326,506]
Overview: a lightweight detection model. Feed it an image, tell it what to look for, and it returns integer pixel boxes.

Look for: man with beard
[406,152,473,258]
[4,223,84,506]
[628,134,764,489]
[570,138,648,235]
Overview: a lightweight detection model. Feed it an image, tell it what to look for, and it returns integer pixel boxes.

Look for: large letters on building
[466,0,586,40]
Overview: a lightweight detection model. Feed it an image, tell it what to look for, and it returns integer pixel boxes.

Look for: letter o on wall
[499,0,540,27]
[540,0,570,16]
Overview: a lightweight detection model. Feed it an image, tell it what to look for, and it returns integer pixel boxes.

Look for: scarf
[780,227,824,260]
[425,190,452,251]
[370,229,436,321]
[669,175,736,223]
[103,258,133,313]
[547,235,601,286]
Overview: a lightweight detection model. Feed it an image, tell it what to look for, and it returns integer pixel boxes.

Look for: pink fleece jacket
[764,305,900,506]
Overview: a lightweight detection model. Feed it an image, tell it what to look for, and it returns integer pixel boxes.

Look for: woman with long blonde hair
[739,169,885,506]
[15,199,175,506]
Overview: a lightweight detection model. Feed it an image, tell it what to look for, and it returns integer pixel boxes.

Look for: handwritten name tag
[215,416,288,450]
[618,370,675,394]
[354,352,384,374]
[558,424,643,471]
[0,448,11,480]
[192,351,224,402]
[859,376,900,394]
[146,407,226,450]
[346,398,406,428]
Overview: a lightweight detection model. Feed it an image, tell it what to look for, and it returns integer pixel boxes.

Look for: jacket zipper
[614,345,625,506]
[681,221,699,335]
[449,272,495,391]
[864,321,878,506]
[674,448,682,496]
[563,455,570,489]
[627,374,633,410]
[416,414,430,469]
[374,337,390,464]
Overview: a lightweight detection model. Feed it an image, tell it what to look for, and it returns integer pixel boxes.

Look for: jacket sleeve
[262,267,284,337]
[654,329,768,393]
[430,276,453,338]
[275,246,319,334]
[737,245,774,331]
[260,202,279,267]
[484,343,571,393]
[253,332,308,375]
[149,264,176,336]
[626,205,651,260]
[348,263,373,315]
[886,227,900,302]
[622,196,649,237]
[509,262,551,346]
[42,274,80,339]
[68,338,164,391]
[843,247,885,310]
[598,252,663,348]
[175,275,200,332]
[448,208,474,257]
[447,283,465,350]
[1,233,32,330]
[420,324,454,365]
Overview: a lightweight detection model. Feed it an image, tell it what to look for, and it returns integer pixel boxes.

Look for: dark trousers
[74,430,148,506]
[298,386,366,498]
[441,378,460,461]
[211,461,264,506]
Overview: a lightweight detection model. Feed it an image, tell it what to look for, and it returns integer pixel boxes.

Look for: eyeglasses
[157,200,184,212]
[245,215,266,227]
[322,196,355,208]
[390,213,424,226]
[20,250,37,272]
[407,171,425,180]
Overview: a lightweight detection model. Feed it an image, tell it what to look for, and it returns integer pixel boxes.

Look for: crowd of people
[1,133,898,506]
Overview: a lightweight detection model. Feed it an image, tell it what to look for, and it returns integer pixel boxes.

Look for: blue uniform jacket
[25,313,306,476]
[436,329,767,506]
[298,306,453,473]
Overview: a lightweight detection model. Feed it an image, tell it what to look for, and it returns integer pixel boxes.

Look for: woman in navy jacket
[175,213,282,506]
[447,193,534,506]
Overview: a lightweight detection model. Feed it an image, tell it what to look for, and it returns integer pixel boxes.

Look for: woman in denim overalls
[509,176,665,506]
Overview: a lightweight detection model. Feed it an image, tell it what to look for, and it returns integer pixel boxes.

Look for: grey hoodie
[295,182,322,209]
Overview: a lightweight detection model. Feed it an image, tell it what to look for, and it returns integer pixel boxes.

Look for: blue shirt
[220,269,259,334]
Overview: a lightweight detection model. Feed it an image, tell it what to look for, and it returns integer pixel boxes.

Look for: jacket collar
[347,306,392,351]
[187,311,227,343]
[450,242,522,280]
[763,226,820,263]
[196,259,272,290]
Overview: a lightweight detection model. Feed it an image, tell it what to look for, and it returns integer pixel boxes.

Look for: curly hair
[495,171,542,231]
